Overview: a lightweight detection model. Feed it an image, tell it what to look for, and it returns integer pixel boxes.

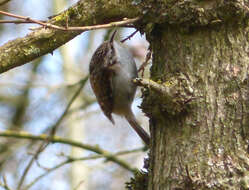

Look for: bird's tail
[110,30,117,43]
[125,110,150,146]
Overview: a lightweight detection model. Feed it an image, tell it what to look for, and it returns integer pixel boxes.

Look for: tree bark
[143,16,249,190]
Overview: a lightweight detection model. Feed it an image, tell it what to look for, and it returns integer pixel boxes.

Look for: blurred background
[0,0,150,190]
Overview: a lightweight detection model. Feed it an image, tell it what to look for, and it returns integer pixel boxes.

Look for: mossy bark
[142,21,249,189]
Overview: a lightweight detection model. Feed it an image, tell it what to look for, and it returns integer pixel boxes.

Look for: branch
[17,77,88,190]
[0,0,141,74]
[0,0,246,76]
[138,48,152,77]
[133,78,172,96]
[0,11,140,31]
[51,77,89,134]
[120,29,139,43]
[0,130,137,173]
[133,77,198,114]
[0,19,46,24]
[25,147,144,190]
[0,176,12,190]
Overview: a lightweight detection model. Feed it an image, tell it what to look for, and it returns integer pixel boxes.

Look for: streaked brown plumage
[89,31,150,145]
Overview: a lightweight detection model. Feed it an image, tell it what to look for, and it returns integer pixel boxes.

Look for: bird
[89,30,150,145]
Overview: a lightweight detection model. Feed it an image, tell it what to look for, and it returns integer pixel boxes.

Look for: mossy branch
[0,0,248,74]
[0,0,140,74]
[134,78,173,97]
[134,77,199,114]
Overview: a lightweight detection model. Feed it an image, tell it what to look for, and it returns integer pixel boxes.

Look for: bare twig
[34,158,50,171]
[34,18,140,31]
[0,11,52,28]
[0,10,140,31]
[73,180,85,190]
[138,48,152,77]
[50,76,88,134]
[17,77,88,190]
[17,142,45,190]
[120,29,139,43]
[25,147,144,190]
[24,159,76,190]
[0,19,46,24]
[0,176,12,190]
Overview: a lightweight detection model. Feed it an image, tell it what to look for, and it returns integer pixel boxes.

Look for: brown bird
[89,31,150,145]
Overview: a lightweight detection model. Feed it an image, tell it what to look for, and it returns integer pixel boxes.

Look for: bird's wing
[90,68,114,124]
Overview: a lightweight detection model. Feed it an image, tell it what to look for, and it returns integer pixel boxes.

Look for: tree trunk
[143,21,249,189]
[55,0,90,188]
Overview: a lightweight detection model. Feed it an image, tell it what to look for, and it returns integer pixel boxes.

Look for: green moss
[23,46,40,56]
[125,170,148,190]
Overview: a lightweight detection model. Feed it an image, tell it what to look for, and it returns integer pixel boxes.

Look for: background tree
[0,0,248,190]
[0,1,148,190]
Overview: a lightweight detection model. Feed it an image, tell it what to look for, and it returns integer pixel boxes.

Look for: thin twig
[17,77,88,190]
[51,76,88,134]
[120,29,139,43]
[34,158,50,171]
[0,10,140,31]
[0,19,46,24]
[24,160,70,190]
[34,18,140,31]
[17,142,45,190]
[138,48,152,77]
[0,11,52,28]
[73,180,85,190]
[25,147,144,190]
[0,176,12,190]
